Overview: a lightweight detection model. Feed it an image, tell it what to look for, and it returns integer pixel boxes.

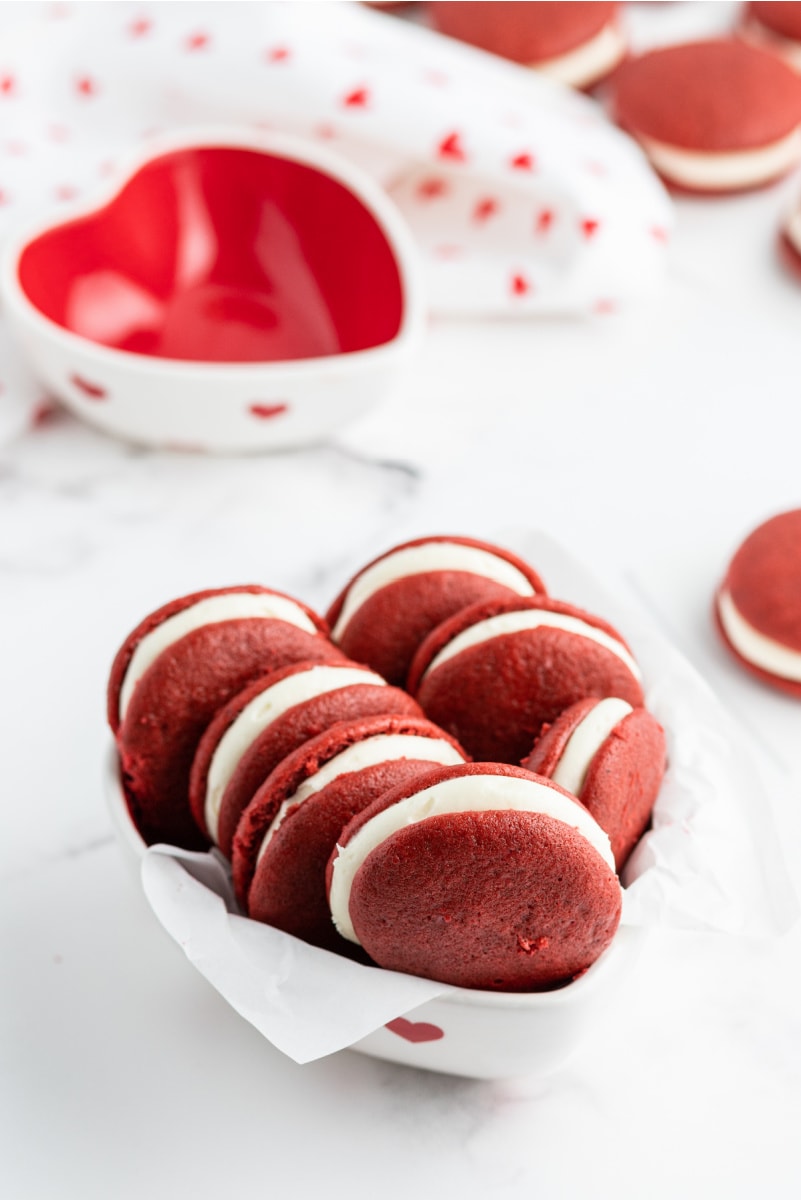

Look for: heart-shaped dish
[1,129,424,452]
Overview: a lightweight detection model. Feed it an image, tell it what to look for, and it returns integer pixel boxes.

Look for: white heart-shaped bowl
[1,128,424,453]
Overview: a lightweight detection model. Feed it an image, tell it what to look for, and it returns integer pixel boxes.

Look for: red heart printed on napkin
[385,1017,444,1044]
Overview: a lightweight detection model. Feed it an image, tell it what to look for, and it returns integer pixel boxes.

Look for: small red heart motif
[438,131,466,162]
[75,76,97,97]
[249,402,288,420]
[129,17,152,37]
[473,197,499,222]
[510,151,535,171]
[31,400,59,428]
[385,1017,444,1044]
[265,46,291,63]
[581,218,600,239]
[1,74,15,94]
[186,31,210,51]
[70,373,107,400]
[343,86,370,108]
[418,177,447,199]
[511,273,532,296]
[536,208,554,233]
[650,225,669,244]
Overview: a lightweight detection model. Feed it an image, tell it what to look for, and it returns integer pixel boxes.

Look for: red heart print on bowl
[385,1017,445,1044]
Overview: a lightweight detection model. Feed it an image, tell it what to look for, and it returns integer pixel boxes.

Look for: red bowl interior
[17,146,405,363]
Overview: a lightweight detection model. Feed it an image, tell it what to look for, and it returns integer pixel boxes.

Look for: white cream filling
[639,128,801,190]
[533,20,626,88]
[421,609,641,683]
[718,589,801,683]
[331,542,536,641]
[255,733,465,865]
[118,592,317,722]
[329,773,617,945]
[550,698,633,797]
[204,664,386,843]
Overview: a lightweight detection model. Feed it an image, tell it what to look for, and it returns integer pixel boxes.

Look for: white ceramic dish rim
[104,743,641,1017]
[0,125,426,380]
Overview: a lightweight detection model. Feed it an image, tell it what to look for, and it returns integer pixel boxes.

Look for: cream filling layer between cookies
[331,542,536,641]
[532,20,626,88]
[255,733,465,865]
[118,592,317,722]
[421,609,641,682]
[550,698,634,797]
[718,589,801,682]
[329,773,617,945]
[639,128,801,190]
[204,664,386,843]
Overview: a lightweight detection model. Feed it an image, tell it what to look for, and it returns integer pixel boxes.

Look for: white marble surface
[4,3,801,1198]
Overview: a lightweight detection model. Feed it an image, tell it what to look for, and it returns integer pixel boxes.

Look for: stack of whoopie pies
[108,535,666,993]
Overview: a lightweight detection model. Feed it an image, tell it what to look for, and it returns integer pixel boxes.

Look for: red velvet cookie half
[429,2,626,90]
[409,595,644,764]
[327,535,545,687]
[523,697,666,870]
[327,762,622,992]
[109,587,341,848]
[232,714,466,954]
[189,658,422,856]
[611,39,801,193]
[714,508,801,697]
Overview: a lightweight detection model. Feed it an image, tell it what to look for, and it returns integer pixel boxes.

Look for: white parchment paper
[140,530,798,1063]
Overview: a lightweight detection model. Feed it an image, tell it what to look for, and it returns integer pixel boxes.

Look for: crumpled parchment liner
[141,529,797,1064]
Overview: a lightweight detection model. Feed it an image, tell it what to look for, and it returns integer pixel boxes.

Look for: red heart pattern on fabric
[343,86,370,108]
[438,131,466,162]
[473,197,499,221]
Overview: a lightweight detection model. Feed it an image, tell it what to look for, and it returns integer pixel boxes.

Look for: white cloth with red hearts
[0,0,671,442]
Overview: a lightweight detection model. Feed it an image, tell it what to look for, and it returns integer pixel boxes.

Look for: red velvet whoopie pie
[714,508,801,697]
[611,39,801,193]
[189,657,422,857]
[232,713,466,954]
[429,2,626,90]
[327,762,622,991]
[408,595,644,765]
[327,534,546,687]
[109,586,341,849]
[523,696,666,871]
